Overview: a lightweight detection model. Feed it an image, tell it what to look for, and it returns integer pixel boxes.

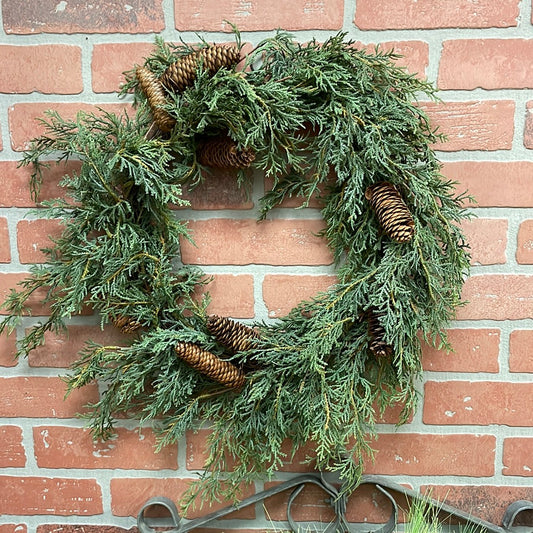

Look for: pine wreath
[1,30,471,506]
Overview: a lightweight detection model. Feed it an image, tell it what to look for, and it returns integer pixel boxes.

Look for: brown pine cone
[206,315,260,354]
[135,66,175,132]
[197,136,255,169]
[112,315,142,334]
[366,310,393,359]
[365,182,415,243]
[175,342,246,389]
[160,45,241,93]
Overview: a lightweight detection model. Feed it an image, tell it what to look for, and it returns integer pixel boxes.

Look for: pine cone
[112,315,142,334]
[197,136,255,169]
[206,315,260,354]
[160,45,241,93]
[365,182,415,243]
[175,342,246,389]
[366,310,393,359]
[135,66,175,133]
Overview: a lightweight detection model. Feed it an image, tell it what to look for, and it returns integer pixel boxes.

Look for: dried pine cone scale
[197,136,255,169]
[206,315,260,354]
[160,45,241,93]
[135,67,175,133]
[175,342,245,389]
[365,181,415,243]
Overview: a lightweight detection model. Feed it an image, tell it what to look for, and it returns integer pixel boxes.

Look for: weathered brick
[0,45,82,94]
[262,274,337,318]
[503,438,533,476]
[525,101,533,149]
[34,426,177,470]
[0,217,11,263]
[111,477,255,519]
[0,377,99,418]
[373,41,429,78]
[364,433,495,476]
[0,426,26,467]
[0,526,26,533]
[92,42,156,93]
[175,0,343,32]
[8,102,132,151]
[28,325,127,368]
[181,170,254,210]
[456,275,533,320]
[0,332,17,367]
[38,526,134,533]
[0,160,72,208]
[461,218,507,265]
[442,161,533,208]
[354,0,519,30]
[0,476,102,515]
[509,330,533,373]
[516,219,533,264]
[422,329,500,373]
[196,274,255,318]
[423,381,533,426]
[17,219,64,264]
[439,39,533,90]
[2,0,164,34]
[422,100,515,152]
[180,219,333,266]
[0,273,50,316]
[420,485,533,526]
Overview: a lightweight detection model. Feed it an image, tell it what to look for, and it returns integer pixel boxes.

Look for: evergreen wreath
[1,29,471,506]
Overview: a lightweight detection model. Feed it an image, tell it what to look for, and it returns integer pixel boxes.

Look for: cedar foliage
[0,30,471,506]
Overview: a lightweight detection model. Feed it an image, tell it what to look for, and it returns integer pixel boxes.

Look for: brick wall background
[0,0,532,532]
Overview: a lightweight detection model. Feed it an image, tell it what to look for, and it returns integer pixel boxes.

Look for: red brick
[0,426,26,467]
[28,325,127,368]
[181,170,253,210]
[92,42,156,93]
[0,332,17,367]
[372,41,429,78]
[422,100,515,152]
[423,381,533,426]
[442,161,533,208]
[181,219,332,266]
[420,485,533,526]
[17,219,64,264]
[517,219,533,264]
[0,160,72,208]
[461,218,507,265]
[0,217,11,263]
[525,101,533,149]
[264,481,410,524]
[38,527,133,533]
[422,329,500,373]
[509,330,533,373]
[0,273,50,316]
[0,45,82,94]
[0,476,102,515]
[354,0,519,30]
[439,39,533,90]
[262,274,337,318]
[2,0,164,34]
[364,433,495,476]
[175,0,343,32]
[503,438,533,476]
[0,526,26,533]
[111,477,255,519]
[34,426,177,470]
[456,275,533,320]
[0,377,98,418]
[8,102,132,151]
[197,274,255,319]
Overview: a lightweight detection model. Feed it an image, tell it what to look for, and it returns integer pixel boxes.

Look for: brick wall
[0,0,532,532]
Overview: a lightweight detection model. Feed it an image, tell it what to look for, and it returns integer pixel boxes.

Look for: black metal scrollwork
[137,474,533,533]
